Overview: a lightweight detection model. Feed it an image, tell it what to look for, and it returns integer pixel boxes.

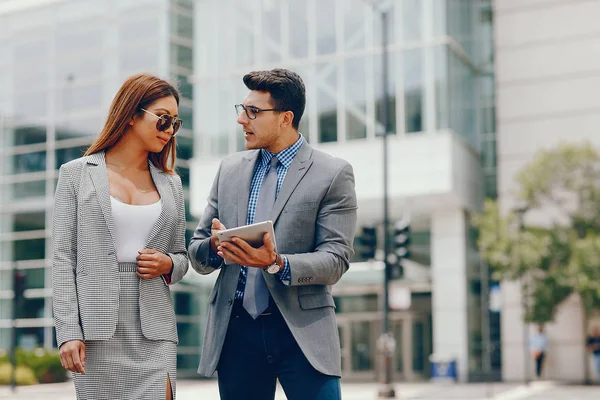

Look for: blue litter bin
[429,354,457,381]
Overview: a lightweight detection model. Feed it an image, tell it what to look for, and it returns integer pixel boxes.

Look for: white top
[110,196,162,263]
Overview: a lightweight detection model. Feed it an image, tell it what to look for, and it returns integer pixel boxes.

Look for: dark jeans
[217,300,341,400]
[535,352,545,378]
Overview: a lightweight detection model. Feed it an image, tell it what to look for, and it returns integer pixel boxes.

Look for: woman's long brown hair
[85,73,180,173]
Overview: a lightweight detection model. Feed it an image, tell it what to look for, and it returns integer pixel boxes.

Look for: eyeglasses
[235,104,287,120]
[140,108,183,136]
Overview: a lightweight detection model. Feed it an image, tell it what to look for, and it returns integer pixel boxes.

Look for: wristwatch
[265,253,284,274]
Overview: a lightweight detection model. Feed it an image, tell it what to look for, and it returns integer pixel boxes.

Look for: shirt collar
[259,133,304,169]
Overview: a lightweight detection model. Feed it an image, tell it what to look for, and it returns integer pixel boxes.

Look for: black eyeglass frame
[234,104,288,120]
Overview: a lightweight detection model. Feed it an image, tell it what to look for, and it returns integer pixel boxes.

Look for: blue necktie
[243,156,279,319]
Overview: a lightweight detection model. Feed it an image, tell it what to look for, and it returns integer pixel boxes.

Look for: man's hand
[217,232,276,268]
[59,340,86,374]
[136,249,173,279]
[210,218,226,254]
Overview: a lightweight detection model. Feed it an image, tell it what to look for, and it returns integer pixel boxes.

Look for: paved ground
[1,379,600,399]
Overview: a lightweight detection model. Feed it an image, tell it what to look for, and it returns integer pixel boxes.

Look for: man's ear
[281,111,294,128]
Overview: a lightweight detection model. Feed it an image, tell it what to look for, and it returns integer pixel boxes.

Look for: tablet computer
[217,220,277,265]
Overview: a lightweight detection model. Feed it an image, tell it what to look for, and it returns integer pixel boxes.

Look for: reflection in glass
[351,321,373,371]
[404,48,423,133]
[316,0,336,55]
[12,152,47,174]
[345,56,367,140]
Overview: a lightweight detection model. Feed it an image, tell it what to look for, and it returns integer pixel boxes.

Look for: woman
[52,73,189,400]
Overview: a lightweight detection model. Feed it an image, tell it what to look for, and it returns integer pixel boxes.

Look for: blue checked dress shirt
[208,134,304,300]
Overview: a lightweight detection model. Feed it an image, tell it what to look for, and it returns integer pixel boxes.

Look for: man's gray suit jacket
[188,142,358,377]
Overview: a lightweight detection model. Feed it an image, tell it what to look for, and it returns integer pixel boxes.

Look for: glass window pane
[316,0,336,55]
[178,166,190,188]
[13,238,46,261]
[412,321,425,372]
[404,48,423,134]
[172,12,193,40]
[403,0,422,42]
[177,74,193,100]
[289,1,308,59]
[179,105,193,131]
[56,56,103,84]
[176,135,193,161]
[119,18,159,44]
[351,321,373,371]
[345,56,367,140]
[263,1,281,63]
[8,125,47,146]
[13,212,45,232]
[172,44,193,70]
[57,83,102,113]
[11,152,47,174]
[342,0,366,51]
[15,91,47,119]
[56,146,89,169]
[4,180,46,200]
[317,64,337,143]
[56,116,104,140]
[120,45,158,74]
[56,29,102,55]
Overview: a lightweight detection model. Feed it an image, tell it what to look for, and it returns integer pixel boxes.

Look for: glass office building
[0,0,202,377]
[191,0,497,381]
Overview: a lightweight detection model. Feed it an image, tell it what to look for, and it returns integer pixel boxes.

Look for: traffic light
[393,221,411,260]
[358,225,377,260]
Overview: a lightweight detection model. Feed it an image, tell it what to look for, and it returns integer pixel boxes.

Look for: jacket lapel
[87,151,117,251]
[237,151,260,227]
[271,142,313,225]
[145,162,175,249]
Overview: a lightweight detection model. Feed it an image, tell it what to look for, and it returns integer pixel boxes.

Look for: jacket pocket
[298,293,336,310]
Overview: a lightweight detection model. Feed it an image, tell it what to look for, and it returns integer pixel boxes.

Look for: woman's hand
[59,340,86,374]
[136,249,173,279]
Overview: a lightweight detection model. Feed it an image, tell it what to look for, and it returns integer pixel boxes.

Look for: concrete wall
[494,0,600,382]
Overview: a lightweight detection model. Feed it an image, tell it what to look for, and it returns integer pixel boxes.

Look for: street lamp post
[515,207,530,385]
[376,3,396,399]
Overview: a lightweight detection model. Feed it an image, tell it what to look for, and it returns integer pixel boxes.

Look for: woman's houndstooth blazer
[51,151,189,349]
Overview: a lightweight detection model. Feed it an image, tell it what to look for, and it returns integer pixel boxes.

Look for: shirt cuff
[207,246,223,268]
[278,255,291,285]
[162,254,174,284]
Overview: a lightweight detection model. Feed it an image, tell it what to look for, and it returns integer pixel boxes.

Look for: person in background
[52,74,188,399]
[587,327,600,379]
[529,326,548,380]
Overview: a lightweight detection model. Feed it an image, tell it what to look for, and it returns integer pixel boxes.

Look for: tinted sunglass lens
[173,120,182,134]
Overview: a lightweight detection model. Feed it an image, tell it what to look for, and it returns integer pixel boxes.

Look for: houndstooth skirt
[73,263,177,400]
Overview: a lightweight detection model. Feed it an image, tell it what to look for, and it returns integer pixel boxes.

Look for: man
[188,68,357,400]
[529,326,548,380]
[587,327,600,379]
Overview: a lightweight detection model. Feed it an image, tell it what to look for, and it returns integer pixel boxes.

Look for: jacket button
[228,298,233,305]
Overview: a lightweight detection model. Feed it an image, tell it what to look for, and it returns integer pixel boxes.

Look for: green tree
[473,143,600,323]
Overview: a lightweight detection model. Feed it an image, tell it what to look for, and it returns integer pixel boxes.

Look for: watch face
[267,264,280,274]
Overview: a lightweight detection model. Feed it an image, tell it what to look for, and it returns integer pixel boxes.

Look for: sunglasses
[140,108,183,136]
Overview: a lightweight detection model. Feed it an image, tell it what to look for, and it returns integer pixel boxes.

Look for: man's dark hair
[243,68,306,130]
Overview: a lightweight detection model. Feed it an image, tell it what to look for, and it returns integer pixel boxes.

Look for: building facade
[0,0,203,377]
[190,0,497,382]
[495,0,600,383]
